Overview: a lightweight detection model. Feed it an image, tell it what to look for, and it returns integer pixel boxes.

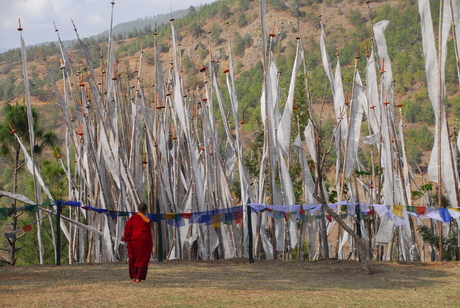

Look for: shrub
[405,140,423,167]
[418,223,460,261]
[403,97,435,125]
[405,126,434,151]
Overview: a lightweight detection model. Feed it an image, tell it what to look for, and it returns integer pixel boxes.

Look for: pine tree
[0,102,57,265]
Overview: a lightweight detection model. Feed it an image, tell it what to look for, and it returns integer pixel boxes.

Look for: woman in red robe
[122,203,153,283]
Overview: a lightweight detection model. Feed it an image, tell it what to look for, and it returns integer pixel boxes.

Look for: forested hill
[98,8,189,40]
[0,0,458,171]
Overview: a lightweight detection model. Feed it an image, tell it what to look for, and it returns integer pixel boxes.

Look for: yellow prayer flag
[211,214,223,227]
[392,204,404,218]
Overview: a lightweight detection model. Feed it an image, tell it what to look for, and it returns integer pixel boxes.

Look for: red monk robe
[122,212,153,282]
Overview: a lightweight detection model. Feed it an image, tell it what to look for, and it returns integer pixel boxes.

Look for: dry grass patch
[1,259,459,307]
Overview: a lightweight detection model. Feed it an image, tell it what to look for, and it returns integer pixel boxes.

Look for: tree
[237,12,248,28]
[0,102,57,265]
[210,23,223,46]
[188,5,197,19]
[219,3,231,19]
[310,120,372,273]
[189,20,204,38]
[41,157,67,201]
[238,0,251,12]
[268,0,287,11]
[233,32,253,57]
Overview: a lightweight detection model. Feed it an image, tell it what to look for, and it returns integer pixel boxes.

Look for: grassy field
[1,259,459,307]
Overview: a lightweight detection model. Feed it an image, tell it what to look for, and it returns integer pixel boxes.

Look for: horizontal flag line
[3,201,458,238]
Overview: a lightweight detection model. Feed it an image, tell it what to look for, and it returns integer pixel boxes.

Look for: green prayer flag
[300,213,306,223]
[273,211,283,219]
[0,207,16,219]
[24,205,38,213]
[42,198,54,206]
[0,208,7,220]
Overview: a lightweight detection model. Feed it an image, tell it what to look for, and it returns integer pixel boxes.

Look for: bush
[233,32,253,57]
[405,140,423,167]
[268,0,288,11]
[237,12,248,27]
[189,20,204,38]
[347,8,362,27]
[403,96,435,125]
[418,223,460,261]
[447,95,460,117]
[210,23,223,46]
[405,126,434,151]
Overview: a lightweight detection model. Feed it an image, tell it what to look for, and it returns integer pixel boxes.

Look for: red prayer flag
[366,209,375,216]
[234,210,243,224]
[325,215,332,222]
[182,213,192,219]
[416,207,426,215]
[22,225,32,232]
